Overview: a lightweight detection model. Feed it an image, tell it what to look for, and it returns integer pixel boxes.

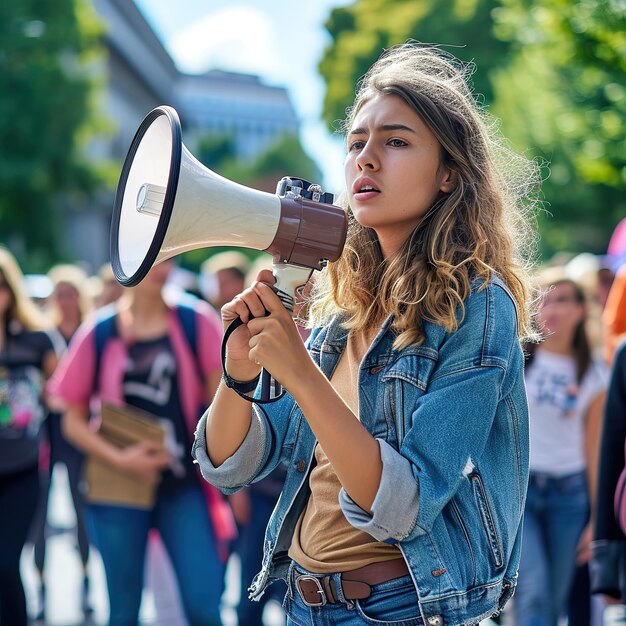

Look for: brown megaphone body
[110,105,347,401]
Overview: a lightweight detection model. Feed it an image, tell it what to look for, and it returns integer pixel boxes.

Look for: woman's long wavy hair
[0,246,49,333]
[307,43,541,348]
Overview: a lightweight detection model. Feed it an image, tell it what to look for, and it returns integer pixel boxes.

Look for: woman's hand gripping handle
[220,266,313,403]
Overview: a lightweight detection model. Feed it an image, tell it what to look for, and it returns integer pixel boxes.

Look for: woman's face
[344,93,454,257]
[538,282,585,338]
[0,272,14,317]
[53,282,80,319]
[135,260,173,297]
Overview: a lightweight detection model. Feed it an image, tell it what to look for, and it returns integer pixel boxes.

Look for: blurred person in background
[93,263,125,309]
[203,251,288,625]
[602,262,626,365]
[51,259,233,626]
[590,333,626,610]
[515,276,607,626]
[562,254,615,626]
[200,251,251,311]
[31,263,94,622]
[0,247,57,626]
[596,263,615,311]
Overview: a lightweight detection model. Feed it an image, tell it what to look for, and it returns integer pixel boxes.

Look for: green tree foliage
[320,0,626,258]
[195,134,237,171]
[490,0,626,254]
[0,0,109,270]
[320,0,510,128]
[220,134,322,190]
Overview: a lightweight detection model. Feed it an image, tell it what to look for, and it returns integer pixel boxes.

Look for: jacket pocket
[469,470,504,569]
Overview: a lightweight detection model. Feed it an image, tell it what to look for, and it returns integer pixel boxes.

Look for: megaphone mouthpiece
[136,183,166,217]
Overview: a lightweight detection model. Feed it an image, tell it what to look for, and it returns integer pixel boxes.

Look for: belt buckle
[296,574,327,607]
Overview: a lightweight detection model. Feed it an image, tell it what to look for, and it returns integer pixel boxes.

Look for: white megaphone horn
[110,105,347,402]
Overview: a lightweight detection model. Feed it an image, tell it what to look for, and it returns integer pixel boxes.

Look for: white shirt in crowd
[525,348,607,477]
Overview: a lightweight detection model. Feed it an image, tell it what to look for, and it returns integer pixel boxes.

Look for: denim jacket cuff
[192,407,267,491]
[339,439,419,542]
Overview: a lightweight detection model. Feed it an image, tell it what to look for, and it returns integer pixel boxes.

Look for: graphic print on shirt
[0,365,45,437]
[123,340,186,479]
[124,351,176,406]
[532,366,579,417]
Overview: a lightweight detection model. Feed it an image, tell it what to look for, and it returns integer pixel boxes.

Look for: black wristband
[223,372,260,394]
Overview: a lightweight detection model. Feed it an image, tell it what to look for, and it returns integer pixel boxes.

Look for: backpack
[93,302,201,389]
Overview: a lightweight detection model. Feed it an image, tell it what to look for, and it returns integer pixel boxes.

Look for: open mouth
[354,184,380,198]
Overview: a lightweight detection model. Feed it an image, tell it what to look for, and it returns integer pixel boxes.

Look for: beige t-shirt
[288,330,400,573]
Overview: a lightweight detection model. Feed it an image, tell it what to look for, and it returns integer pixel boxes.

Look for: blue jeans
[514,471,589,626]
[284,562,422,625]
[87,485,224,626]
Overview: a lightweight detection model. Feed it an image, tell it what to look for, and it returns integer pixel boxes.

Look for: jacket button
[296,460,306,472]
[426,617,443,626]
[370,365,384,374]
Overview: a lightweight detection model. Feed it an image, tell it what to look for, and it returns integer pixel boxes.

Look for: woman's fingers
[223,288,266,324]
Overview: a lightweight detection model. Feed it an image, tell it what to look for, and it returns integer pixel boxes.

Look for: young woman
[31,264,94,621]
[0,247,57,626]
[515,276,606,626]
[193,43,540,625]
[51,260,232,626]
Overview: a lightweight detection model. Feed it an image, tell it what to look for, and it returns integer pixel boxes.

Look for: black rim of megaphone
[110,106,182,287]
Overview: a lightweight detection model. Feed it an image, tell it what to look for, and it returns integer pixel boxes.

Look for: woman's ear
[439,167,458,194]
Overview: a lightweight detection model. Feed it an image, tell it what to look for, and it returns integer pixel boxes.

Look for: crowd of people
[2,41,626,626]
[1,212,626,626]
[0,246,287,626]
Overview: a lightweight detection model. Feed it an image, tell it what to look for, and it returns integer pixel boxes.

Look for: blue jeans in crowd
[514,471,589,626]
[284,561,422,626]
[87,484,224,626]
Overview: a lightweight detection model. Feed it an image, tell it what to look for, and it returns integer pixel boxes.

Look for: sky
[133,0,354,196]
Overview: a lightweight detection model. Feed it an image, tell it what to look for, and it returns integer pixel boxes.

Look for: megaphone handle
[221,265,313,403]
[221,316,286,404]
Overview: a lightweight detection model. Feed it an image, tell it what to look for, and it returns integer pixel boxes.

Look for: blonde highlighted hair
[308,43,540,348]
[0,247,50,332]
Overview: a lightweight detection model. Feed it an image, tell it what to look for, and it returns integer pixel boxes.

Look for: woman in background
[515,276,607,626]
[52,260,231,626]
[0,247,57,626]
[32,263,94,621]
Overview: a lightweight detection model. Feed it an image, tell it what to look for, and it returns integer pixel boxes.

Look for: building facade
[63,0,299,271]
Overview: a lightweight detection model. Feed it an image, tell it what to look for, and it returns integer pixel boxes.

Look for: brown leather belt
[294,558,410,607]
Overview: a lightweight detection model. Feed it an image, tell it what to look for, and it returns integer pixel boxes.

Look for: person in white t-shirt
[514,276,607,626]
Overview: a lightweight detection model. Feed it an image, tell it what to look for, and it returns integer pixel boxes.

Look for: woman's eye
[348,140,365,151]
[388,138,408,147]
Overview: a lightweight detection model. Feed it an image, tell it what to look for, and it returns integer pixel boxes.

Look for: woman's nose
[355,143,379,171]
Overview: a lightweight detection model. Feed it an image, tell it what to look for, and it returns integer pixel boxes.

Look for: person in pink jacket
[51,260,234,626]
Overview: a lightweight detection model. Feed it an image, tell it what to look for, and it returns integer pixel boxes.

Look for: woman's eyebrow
[348,123,417,135]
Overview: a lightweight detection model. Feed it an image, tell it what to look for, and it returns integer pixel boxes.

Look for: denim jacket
[193,277,529,626]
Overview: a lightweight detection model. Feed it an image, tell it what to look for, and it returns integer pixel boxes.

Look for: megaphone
[110,105,347,402]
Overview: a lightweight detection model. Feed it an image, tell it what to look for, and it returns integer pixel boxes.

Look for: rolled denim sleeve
[339,439,419,542]
[192,406,267,492]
